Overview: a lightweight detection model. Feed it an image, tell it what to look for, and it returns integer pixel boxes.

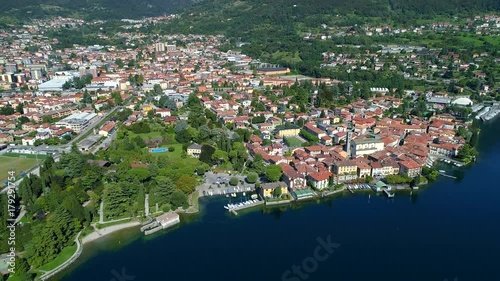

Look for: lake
[58,119,500,281]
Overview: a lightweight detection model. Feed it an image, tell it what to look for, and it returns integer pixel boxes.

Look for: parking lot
[198,172,255,196]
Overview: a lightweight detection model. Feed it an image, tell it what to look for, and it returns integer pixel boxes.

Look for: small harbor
[476,103,500,122]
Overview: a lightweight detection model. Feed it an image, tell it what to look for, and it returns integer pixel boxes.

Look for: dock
[383,189,395,198]
[438,172,457,179]
[225,199,265,214]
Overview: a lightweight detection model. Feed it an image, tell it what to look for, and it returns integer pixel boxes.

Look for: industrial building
[55,112,97,133]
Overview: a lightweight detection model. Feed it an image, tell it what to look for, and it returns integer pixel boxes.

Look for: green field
[152,143,184,159]
[285,136,304,147]
[0,155,38,183]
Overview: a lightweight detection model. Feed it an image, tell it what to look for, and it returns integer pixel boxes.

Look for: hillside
[164,0,500,36]
[0,0,200,21]
[155,0,499,72]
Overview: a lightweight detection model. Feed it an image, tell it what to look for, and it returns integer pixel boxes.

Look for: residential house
[22,137,35,146]
[429,142,460,157]
[279,163,306,190]
[261,182,289,198]
[187,143,203,158]
[98,121,116,137]
[399,160,422,177]
[357,162,372,178]
[0,133,13,143]
[276,126,300,138]
[307,171,332,190]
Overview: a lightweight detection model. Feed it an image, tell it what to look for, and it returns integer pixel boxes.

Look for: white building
[350,138,385,157]
[56,112,97,133]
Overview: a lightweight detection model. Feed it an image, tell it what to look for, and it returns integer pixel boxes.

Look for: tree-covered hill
[0,0,200,21]
[163,0,499,36]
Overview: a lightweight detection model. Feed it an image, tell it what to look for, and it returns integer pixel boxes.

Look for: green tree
[153,176,176,206]
[199,145,216,165]
[170,190,187,209]
[229,177,238,186]
[273,186,282,197]
[265,165,282,182]
[175,174,197,194]
[246,172,258,183]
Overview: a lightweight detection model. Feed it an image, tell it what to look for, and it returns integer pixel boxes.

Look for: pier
[383,189,395,198]
[226,199,265,214]
[438,172,457,179]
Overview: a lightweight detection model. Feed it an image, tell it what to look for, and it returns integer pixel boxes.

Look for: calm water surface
[59,119,500,281]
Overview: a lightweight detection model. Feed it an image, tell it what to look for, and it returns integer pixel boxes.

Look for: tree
[229,177,238,186]
[170,190,187,209]
[265,165,282,182]
[175,174,197,194]
[81,91,92,104]
[199,145,216,165]
[133,136,146,148]
[0,105,14,115]
[196,165,206,175]
[246,172,258,183]
[153,84,163,95]
[16,103,24,114]
[115,58,125,68]
[12,258,34,280]
[273,186,282,197]
[153,176,175,205]
[469,129,480,147]
[212,149,229,164]
[111,92,123,106]
[127,167,150,183]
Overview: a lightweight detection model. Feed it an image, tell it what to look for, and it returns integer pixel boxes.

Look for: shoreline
[81,221,142,245]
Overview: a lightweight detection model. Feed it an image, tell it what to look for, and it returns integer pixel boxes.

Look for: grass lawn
[285,136,304,147]
[37,244,77,272]
[150,143,191,160]
[2,153,48,159]
[0,156,38,183]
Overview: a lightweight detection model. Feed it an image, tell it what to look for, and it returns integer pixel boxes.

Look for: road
[99,201,104,224]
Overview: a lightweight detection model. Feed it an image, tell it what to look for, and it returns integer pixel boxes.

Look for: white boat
[251,194,258,199]
[231,193,237,198]
[224,206,230,210]
[243,192,246,196]
[439,170,446,173]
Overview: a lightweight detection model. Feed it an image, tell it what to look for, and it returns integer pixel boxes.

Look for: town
[0,12,498,280]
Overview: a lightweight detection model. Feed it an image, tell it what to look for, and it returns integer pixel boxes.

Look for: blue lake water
[59,119,500,281]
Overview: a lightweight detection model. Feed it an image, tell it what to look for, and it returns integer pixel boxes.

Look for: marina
[224,199,265,214]
[476,103,500,122]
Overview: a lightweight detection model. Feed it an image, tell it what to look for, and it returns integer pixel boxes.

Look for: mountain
[165,0,500,37]
[0,0,200,21]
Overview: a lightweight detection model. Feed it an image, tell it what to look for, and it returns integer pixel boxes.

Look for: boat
[439,170,446,173]
[231,193,237,198]
[251,194,258,200]
[243,192,246,196]
[224,206,230,210]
